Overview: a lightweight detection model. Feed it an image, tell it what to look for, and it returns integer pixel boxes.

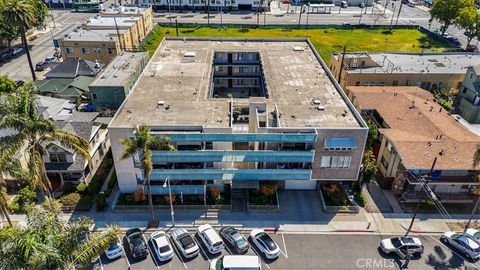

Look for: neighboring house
[89,51,149,111]
[458,66,480,124]
[329,52,480,93]
[44,111,111,191]
[108,38,368,210]
[348,86,480,203]
[36,58,104,105]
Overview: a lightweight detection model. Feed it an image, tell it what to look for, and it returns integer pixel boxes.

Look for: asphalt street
[92,231,480,270]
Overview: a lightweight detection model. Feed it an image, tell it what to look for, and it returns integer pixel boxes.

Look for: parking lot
[92,227,480,270]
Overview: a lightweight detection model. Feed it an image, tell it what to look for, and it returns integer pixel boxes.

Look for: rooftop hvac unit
[293,47,305,52]
[316,105,325,111]
[312,99,321,105]
[157,100,165,106]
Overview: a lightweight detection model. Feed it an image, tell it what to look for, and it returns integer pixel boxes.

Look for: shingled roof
[45,58,104,79]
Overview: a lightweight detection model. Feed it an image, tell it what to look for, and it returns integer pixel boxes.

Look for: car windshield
[391,238,402,248]
[474,232,480,239]
[234,234,247,247]
[179,234,195,249]
[159,245,171,253]
[107,243,120,251]
[258,233,276,250]
[215,257,224,270]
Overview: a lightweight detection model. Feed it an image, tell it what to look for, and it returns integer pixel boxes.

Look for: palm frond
[151,136,176,151]
[51,129,90,160]
[27,148,49,194]
[119,137,138,161]
[71,225,121,267]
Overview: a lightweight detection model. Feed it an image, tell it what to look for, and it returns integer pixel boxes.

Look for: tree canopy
[430,0,475,34]
[456,6,480,46]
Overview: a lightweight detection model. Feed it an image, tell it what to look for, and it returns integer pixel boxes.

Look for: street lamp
[163,178,175,226]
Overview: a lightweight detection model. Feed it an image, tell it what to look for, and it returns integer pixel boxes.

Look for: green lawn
[141,26,452,62]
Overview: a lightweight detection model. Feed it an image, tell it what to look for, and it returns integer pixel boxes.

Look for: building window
[406,80,412,86]
[65,47,74,54]
[92,93,98,99]
[380,156,389,169]
[321,156,351,168]
[81,47,89,54]
[392,80,398,86]
[107,48,113,54]
[378,82,386,86]
[50,152,67,163]
[360,60,365,66]
[470,72,474,79]
[93,48,101,53]
[355,81,360,86]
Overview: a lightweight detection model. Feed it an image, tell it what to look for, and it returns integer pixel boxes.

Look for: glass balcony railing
[151,132,317,143]
[151,150,314,163]
[150,169,312,181]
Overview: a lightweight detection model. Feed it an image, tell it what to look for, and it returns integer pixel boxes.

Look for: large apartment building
[329,52,480,93]
[138,0,266,11]
[458,66,480,124]
[108,38,368,207]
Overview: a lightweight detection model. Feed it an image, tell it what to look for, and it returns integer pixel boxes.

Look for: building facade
[458,66,480,124]
[329,52,480,93]
[138,0,266,11]
[348,86,480,203]
[108,38,368,208]
[89,52,149,111]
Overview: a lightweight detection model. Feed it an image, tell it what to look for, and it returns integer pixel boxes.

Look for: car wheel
[441,237,449,244]
[466,252,472,261]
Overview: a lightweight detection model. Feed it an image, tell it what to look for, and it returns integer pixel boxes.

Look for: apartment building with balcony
[100,6,154,41]
[348,86,480,203]
[329,52,480,93]
[458,66,480,124]
[138,0,267,11]
[108,37,368,208]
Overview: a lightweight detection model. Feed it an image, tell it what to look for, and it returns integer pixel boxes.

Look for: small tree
[259,182,276,197]
[366,120,379,149]
[456,7,480,47]
[209,187,221,200]
[134,187,146,202]
[164,194,177,205]
[362,149,378,184]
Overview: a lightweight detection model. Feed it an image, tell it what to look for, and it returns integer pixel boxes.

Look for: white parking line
[280,233,289,259]
[118,236,133,270]
[223,241,234,255]
[145,237,161,269]
[428,235,480,270]
[168,236,188,270]
[194,235,212,263]
[98,256,104,270]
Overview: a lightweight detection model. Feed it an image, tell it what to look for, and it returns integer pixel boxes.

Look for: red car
[281,0,290,4]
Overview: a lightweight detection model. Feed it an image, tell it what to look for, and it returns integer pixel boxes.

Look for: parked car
[11,47,24,56]
[44,56,55,64]
[0,53,11,62]
[197,224,224,255]
[441,232,480,261]
[171,228,199,258]
[53,50,61,58]
[150,231,174,261]
[35,61,48,71]
[465,228,480,243]
[219,226,249,253]
[407,1,415,7]
[105,241,123,260]
[341,1,348,8]
[125,228,148,259]
[210,255,262,270]
[359,2,365,8]
[380,236,424,258]
[446,36,461,45]
[250,229,280,259]
[466,44,479,52]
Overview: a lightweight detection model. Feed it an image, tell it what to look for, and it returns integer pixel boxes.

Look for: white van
[210,255,262,270]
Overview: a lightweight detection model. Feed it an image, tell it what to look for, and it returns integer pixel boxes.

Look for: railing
[317,188,360,214]
[151,150,315,163]
[150,169,312,181]
[151,132,317,143]
[247,204,279,212]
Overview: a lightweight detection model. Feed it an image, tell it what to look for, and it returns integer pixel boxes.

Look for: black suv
[126,228,148,259]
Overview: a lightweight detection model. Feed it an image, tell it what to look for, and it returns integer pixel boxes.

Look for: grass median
[141,26,452,61]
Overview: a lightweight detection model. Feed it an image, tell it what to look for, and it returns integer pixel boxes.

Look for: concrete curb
[399,224,445,234]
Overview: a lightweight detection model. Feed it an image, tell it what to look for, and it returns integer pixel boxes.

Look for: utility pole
[306,4,309,27]
[405,155,441,236]
[297,4,304,28]
[337,45,347,84]
[263,0,266,27]
[358,4,363,24]
[175,19,179,36]
[257,3,260,27]
[207,0,210,26]
[389,3,396,29]
[395,0,403,26]
[465,196,480,232]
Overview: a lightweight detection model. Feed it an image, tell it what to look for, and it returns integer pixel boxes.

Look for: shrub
[209,187,221,200]
[10,187,38,213]
[75,195,94,211]
[356,194,367,207]
[134,188,146,202]
[87,176,103,195]
[76,183,87,194]
[63,182,75,194]
[95,193,107,211]
[259,183,276,197]
[59,192,81,206]
[164,194,177,204]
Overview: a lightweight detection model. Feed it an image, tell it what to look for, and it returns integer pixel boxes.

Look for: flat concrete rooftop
[63,28,125,42]
[90,51,147,87]
[338,52,480,74]
[84,15,139,28]
[111,38,361,129]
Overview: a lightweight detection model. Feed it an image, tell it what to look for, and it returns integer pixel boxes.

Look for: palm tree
[0,198,121,269]
[0,0,37,81]
[0,87,90,197]
[0,185,12,227]
[120,125,175,224]
[474,144,480,168]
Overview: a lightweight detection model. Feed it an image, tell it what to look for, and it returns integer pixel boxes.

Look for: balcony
[151,132,317,143]
[152,150,315,163]
[150,169,312,181]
